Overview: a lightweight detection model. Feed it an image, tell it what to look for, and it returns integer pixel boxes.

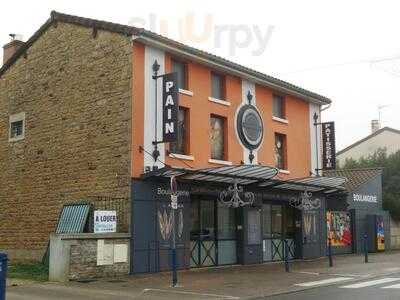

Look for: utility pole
[378,104,389,127]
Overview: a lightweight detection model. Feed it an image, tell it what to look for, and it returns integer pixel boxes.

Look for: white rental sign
[94,210,117,233]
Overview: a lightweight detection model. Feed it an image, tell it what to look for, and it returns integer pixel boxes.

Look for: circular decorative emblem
[236,104,264,150]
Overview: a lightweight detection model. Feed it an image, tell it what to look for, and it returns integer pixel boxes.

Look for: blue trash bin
[0,252,7,300]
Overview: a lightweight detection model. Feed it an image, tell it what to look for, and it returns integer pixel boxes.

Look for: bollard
[364,234,368,263]
[284,239,290,272]
[327,237,333,267]
[0,252,8,300]
[172,248,177,287]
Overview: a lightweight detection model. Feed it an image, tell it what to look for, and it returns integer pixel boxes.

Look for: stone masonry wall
[0,22,132,261]
[69,238,130,280]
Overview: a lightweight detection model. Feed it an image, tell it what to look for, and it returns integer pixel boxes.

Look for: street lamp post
[170,176,178,287]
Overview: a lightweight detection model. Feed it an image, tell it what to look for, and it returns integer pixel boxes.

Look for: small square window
[211,72,225,100]
[172,59,188,90]
[273,95,285,119]
[9,112,26,142]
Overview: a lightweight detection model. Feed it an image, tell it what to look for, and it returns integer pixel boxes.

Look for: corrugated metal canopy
[141,165,279,185]
[141,165,347,193]
[259,176,347,193]
[55,203,90,234]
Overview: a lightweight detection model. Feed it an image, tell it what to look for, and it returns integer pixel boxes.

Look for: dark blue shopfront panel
[131,179,191,274]
[131,181,157,273]
[347,175,390,253]
[301,197,327,259]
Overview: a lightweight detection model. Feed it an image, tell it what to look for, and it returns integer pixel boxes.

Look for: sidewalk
[7,251,400,300]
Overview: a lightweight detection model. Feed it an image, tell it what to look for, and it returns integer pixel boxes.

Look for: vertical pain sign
[162,72,179,142]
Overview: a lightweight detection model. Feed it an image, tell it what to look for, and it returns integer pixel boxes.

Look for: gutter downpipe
[315,103,332,176]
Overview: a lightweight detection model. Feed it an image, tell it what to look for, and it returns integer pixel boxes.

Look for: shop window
[262,204,272,238]
[218,203,236,239]
[210,115,226,160]
[274,133,287,170]
[271,205,283,238]
[263,204,295,239]
[172,59,188,90]
[201,200,215,240]
[247,209,261,245]
[285,206,296,238]
[9,112,26,142]
[190,200,215,240]
[190,200,200,242]
[273,94,285,119]
[170,107,189,155]
[211,72,225,100]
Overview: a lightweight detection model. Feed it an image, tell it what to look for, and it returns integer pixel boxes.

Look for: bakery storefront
[325,168,390,255]
[129,61,348,273]
[131,167,346,273]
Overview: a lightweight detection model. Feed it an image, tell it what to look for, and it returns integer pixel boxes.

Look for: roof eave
[134,34,331,106]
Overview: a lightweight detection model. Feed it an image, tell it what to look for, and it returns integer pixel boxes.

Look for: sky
[1,0,400,150]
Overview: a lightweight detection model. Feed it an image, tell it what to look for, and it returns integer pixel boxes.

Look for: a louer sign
[94,210,117,233]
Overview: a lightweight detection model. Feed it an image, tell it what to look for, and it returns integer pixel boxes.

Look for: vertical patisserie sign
[322,122,336,170]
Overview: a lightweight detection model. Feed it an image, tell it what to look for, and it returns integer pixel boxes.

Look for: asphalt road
[263,272,400,300]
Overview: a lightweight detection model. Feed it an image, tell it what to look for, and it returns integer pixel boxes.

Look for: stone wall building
[0,15,132,260]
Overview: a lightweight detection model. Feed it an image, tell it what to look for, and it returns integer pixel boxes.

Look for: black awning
[141,165,347,194]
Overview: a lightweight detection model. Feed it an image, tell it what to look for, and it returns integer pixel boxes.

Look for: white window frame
[9,112,26,142]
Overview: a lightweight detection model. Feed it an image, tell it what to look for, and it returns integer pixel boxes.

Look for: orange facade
[132,41,311,179]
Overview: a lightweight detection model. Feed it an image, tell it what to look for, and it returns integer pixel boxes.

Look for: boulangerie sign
[322,122,336,170]
[162,72,179,142]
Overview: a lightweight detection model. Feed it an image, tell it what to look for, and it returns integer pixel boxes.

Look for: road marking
[328,273,370,278]
[340,278,400,289]
[385,267,400,272]
[295,271,320,275]
[142,288,240,299]
[382,283,400,289]
[295,277,353,287]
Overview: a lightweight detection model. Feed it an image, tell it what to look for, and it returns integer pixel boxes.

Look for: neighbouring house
[0,11,388,278]
[337,121,400,167]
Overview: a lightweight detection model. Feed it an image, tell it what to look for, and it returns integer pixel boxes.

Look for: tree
[341,148,400,220]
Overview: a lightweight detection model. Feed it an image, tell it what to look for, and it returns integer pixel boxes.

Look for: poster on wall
[157,205,184,247]
[376,215,385,251]
[326,211,352,246]
[94,210,117,233]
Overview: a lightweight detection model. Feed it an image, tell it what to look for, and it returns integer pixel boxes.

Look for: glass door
[190,199,216,267]
[217,202,237,265]
[262,204,296,262]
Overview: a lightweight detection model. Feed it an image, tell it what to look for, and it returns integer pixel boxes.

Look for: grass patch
[8,262,48,282]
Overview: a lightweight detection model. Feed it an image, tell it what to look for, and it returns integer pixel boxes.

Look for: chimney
[371,119,380,133]
[3,34,24,65]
